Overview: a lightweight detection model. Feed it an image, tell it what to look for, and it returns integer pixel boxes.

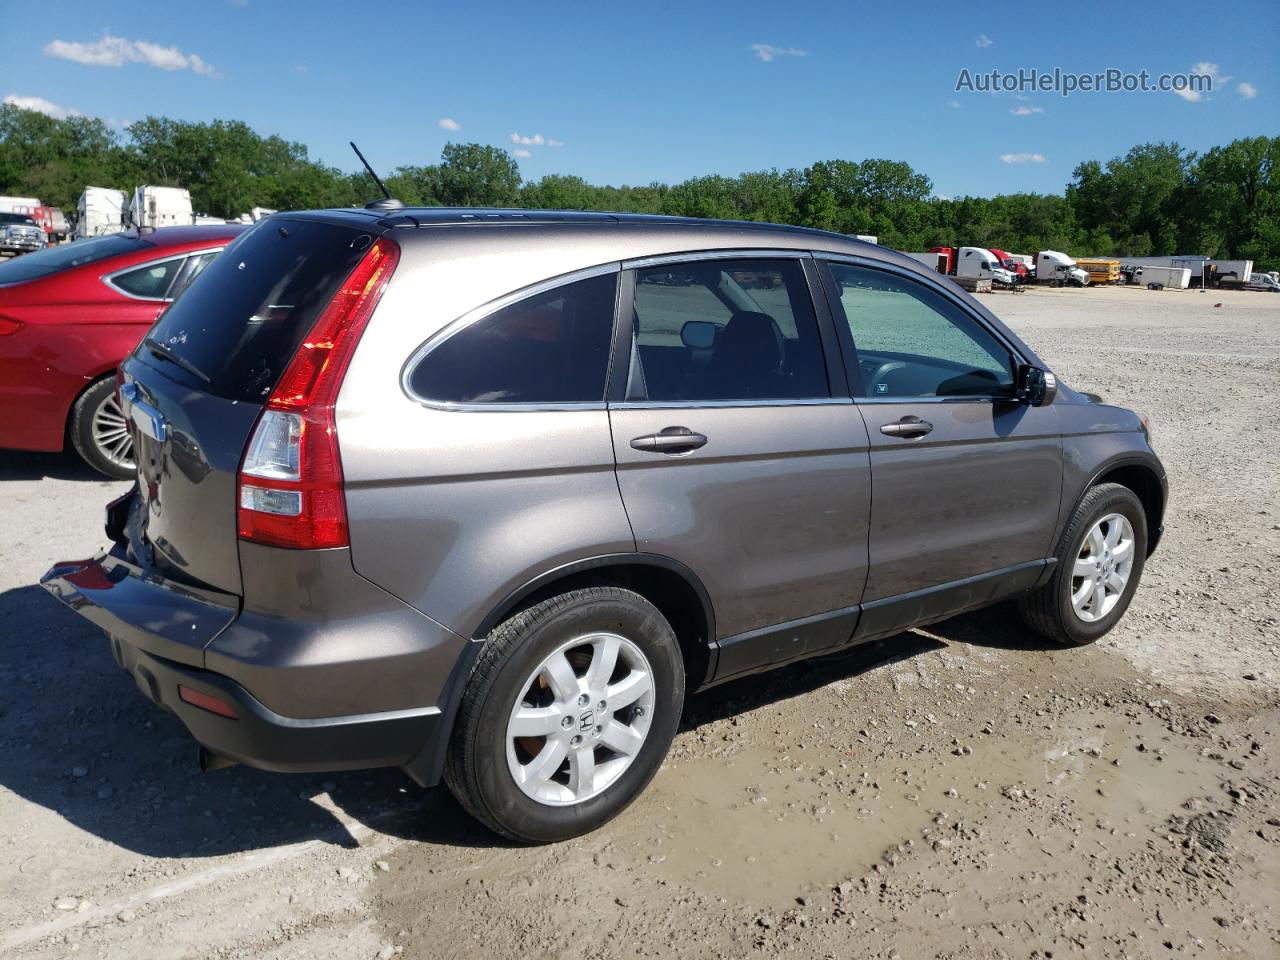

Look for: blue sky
[3,0,1275,199]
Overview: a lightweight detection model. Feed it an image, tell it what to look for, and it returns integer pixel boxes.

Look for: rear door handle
[880,416,933,439]
[630,426,707,454]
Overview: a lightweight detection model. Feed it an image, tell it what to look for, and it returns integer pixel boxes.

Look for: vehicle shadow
[0,582,1051,859]
[0,450,103,482]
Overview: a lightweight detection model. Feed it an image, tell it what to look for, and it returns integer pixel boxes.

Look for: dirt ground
[1,285,1277,959]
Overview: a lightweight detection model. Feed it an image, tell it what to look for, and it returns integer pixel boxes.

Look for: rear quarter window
[143,220,373,401]
[407,272,618,405]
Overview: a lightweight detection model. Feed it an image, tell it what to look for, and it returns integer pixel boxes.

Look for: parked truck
[1119,255,1253,289]
[927,246,1016,285]
[1034,251,1089,287]
[76,187,129,238]
[126,186,193,229]
[989,248,1029,282]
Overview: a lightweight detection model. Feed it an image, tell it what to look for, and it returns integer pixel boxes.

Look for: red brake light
[237,236,399,549]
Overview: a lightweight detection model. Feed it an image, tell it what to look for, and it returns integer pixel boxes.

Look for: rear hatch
[120,216,381,595]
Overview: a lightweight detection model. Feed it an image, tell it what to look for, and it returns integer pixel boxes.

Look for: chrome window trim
[622,248,811,270]
[814,251,1031,402]
[610,397,854,411]
[102,246,226,303]
[401,261,622,412]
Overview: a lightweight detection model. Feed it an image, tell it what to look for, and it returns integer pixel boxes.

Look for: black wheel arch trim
[1065,453,1167,557]
[470,552,717,652]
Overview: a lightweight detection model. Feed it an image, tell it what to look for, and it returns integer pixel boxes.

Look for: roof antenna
[349,141,404,211]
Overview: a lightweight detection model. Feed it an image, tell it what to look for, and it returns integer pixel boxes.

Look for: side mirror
[1017,364,1058,406]
[681,320,717,350]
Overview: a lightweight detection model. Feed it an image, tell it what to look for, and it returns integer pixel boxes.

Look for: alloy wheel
[92,394,135,471]
[1070,513,1135,623]
[505,632,655,806]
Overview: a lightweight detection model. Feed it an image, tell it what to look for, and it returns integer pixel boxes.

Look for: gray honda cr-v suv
[43,209,1165,842]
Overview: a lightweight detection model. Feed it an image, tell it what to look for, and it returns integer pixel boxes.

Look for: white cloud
[751,43,807,62]
[1000,152,1047,164]
[294,64,307,73]
[976,34,993,48]
[512,148,531,158]
[547,138,563,147]
[44,34,216,75]
[510,131,545,145]
[438,117,461,131]
[1173,61,1230,102]
[1009,105,1044,116]
[1238,81,1257,100]
[948,100,962,109]
[3,94,79,119]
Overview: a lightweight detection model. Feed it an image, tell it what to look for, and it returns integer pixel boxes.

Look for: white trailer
[0,195,42,215]
[1131,266,1191,289]
[76,187,128,238]
[126,186,193,229]
[1119,255,1253,287]
[902,251,945,272]
[957,246,1015,285]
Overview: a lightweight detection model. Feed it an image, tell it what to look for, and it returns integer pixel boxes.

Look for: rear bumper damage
[41,547,478,786]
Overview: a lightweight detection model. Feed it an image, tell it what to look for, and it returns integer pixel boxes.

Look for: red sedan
[0,224,244,477]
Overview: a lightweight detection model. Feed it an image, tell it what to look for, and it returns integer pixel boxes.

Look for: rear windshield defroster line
[141,220,375,402]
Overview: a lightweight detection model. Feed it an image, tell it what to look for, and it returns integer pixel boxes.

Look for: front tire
[1018,483,1147,646]
[70,377,135,480]
[445,586,685,843]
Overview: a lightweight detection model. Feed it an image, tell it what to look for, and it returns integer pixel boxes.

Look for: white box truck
[126,186,193,229]
[1034,251,1089,287]
[76,187,128,238]
[902,251,945,272]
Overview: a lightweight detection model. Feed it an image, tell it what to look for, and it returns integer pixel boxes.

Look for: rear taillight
[0,315,22,336]
[237,236,399,549]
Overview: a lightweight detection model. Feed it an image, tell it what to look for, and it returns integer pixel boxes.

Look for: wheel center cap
[578,709,595,732]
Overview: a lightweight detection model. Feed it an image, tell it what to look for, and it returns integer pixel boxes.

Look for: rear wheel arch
[473,554,717,690]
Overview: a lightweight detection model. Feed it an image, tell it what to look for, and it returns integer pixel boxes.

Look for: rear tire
[1018,483,1147,646]
[70,377,134,480]
[445,586,685,843]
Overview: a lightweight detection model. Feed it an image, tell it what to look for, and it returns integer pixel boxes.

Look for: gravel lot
[1,285,1277,959]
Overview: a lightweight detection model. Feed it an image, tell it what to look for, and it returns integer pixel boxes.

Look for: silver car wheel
[92,394,135,471]
[505,632,655,806]
[1070,513,1135,623]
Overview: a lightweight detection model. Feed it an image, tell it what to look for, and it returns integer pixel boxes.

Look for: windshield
[0,233,150,284]
[0,213,38,225]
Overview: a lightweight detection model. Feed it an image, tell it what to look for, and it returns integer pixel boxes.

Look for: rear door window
[629,258,828,402]
[407,272,618,405]
[144,220,373,401]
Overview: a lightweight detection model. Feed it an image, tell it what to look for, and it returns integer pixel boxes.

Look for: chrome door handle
[880,416,933,439]
[630,426,707,454]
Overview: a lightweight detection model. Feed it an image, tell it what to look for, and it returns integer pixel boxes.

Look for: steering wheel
[865,360,906,396]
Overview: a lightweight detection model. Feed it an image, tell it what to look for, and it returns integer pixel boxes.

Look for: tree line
[2,104,1276,269]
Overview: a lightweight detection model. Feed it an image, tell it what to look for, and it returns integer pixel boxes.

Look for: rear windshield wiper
[144,337,211,385]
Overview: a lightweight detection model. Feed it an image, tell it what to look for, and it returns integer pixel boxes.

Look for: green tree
[434,142,521,207]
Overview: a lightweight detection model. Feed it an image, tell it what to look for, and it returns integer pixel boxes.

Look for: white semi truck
[126,186,194,229]
[957,246,1016,285]
[76,187,129,238]
[1034,251,1089,287]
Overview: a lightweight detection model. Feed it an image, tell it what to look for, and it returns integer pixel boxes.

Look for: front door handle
[880,416,933,439]
[630,426,707,454]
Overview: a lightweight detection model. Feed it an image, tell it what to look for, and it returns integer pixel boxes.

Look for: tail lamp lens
[236,237,399,550]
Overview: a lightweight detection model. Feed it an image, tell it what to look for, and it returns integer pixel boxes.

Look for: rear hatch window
[144,219,376,401]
